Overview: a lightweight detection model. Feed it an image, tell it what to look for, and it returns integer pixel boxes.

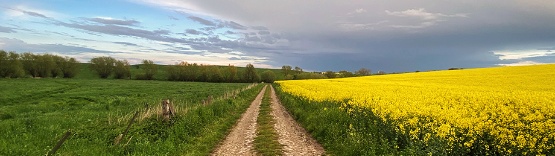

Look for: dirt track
[269,85,325,155]
[212,85,325,156]
[212,85,266,156]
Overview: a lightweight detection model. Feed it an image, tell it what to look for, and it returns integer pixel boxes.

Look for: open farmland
[0,79,262,155]
[275,64,555,155]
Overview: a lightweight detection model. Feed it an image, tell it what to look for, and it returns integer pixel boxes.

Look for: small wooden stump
[162,99,175,122]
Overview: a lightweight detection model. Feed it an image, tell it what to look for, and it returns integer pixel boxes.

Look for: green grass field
[0,78,263,155]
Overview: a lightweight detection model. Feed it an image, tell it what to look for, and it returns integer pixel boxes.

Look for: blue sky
[1,0,554,72]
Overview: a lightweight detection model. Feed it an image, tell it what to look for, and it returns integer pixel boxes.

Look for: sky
[1,0,554,72]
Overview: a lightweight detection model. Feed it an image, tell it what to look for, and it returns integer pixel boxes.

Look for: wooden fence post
[114,111,139,145]
[162,99,175,122]
[48,129,71,156]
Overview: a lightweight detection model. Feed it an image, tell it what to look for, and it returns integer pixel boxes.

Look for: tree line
[2,50,373,82]
[281,65,372,79]
[0,50,80,78]
[166,61,275,83]
[88,56,276,83]
[88,56,159,80]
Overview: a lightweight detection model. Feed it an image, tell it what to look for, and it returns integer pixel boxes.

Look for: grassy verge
[254,85,282,155]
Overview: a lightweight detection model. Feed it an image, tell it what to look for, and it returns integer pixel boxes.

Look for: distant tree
[209,66,223,82]
[42,54,65,77]
[21,53,39,77]
[223,64,238,83]
[324,71,335,78]
[36,54,56,78]
[137,60,157,80]
[281,65,292,76]
[48,55,64,78]
[59,57,80,78]
[243,63,260,83]
[90,56,116,78]
[188,63,200,81]
[355,68,371,76]
[261,70,276,83]
[0,51,24,78]
[294,66,303,74]
[284,74,294,80]
[114,59,131,79]
[166,63,182,81]
[197,64,209,82]
[296,72,327,79]
[338,70,354,77]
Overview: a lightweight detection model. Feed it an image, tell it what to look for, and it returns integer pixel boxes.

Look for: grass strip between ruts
[254,85,283,155]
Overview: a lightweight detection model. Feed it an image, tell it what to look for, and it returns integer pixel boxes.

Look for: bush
[114,60,131,79]
[90,56,116,78]
[0,50,24,78]
[137,60,157,80]
[260,70,276,83]
[59,57,80,78]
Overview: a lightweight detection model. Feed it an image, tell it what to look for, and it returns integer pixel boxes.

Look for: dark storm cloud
[187,16,217,26]
[229,57,242,60]
[19,9,49,19]
[152,0,555,71]
[250,26,269,30]
[258,31,270,35]
[85,17,140,26]
[113,41,140,47]
[222,21,247,30]
[56,21,190,43]
[185,29,206,35]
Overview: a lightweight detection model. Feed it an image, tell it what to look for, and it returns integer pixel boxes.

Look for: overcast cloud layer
[1,0,554,72]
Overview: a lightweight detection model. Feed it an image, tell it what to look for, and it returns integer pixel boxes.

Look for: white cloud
[497,61,547,66]
[386,8,439,20]
[391,21,435,29]
[339,20,388,31]
[386,8,467,20]
[355,8,367,14]
[4,5,63,19]
[385,8,467,29]
[347,8,367,15]
[493,50,555,60]
[130,0,214,18]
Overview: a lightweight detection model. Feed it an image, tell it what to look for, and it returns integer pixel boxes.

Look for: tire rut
[269,85,325,155]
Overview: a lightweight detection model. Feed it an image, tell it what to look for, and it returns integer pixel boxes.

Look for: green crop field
[0,78,263,155]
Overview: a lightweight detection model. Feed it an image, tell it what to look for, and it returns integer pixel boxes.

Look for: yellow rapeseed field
[277,64,555,154]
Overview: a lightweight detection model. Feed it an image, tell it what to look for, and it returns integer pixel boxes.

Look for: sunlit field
[276,64,555,155]
[0,79,261,155]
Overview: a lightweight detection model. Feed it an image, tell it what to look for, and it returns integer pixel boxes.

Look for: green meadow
[0,78,263,155]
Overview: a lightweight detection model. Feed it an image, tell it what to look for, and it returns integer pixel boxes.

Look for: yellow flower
[277,64,555,154]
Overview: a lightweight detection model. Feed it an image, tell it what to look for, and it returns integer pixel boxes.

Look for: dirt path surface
[269,85,326,155]
[212,85,267,156]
